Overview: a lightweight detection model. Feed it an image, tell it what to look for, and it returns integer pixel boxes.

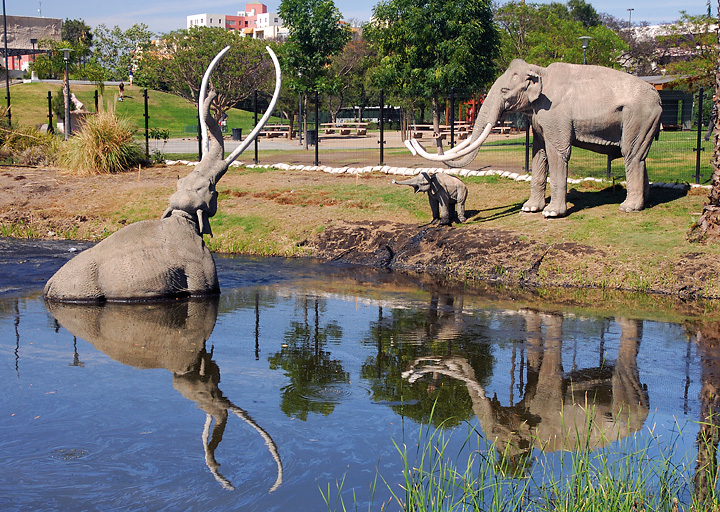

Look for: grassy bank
[1,160,719,300]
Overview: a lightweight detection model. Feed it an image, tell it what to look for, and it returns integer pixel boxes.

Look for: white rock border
[230,162,703,191]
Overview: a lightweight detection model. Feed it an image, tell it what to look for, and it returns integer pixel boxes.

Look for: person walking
[118,81,125,102]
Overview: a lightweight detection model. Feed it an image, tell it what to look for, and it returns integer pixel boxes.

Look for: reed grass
[323,407,720,512]
[57,111,145,175]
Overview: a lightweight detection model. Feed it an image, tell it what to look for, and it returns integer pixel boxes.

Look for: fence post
[695,86,705,184]
[298,93,303,146]
[46,91,54,134]
[197,113,202,161]
[143,88,149,159]
[379,89,385,166]
[314,90,320,166]
[254,89,259,165]
[524,123,530,173]
[450,87,455,149]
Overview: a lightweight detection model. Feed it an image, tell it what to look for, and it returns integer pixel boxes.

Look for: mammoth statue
[44,46,282,301]
[405,60,662,217]
[393,171,468,225]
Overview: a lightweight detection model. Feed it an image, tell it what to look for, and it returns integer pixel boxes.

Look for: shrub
[58,111,145,175]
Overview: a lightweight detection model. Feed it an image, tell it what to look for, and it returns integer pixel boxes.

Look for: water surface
[0,239,716,510]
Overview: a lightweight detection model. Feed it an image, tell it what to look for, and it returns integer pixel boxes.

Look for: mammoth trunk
[444,89,505,169]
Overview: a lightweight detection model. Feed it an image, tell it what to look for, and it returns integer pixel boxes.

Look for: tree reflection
[267,296,347,420]
[692,322,720,507]
[360,293,496,427]
[46,299,283,493]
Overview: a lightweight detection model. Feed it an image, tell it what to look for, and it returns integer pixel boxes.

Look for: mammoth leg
[437,194,452,226]
[456,187,467,223]
[620,111,658,213]
[428,195,441,224]
[543,147,569,218]
[522,137,549,213]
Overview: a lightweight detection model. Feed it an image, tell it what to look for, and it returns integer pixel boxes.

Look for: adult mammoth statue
[43,46,282,302]
[405,60,662,217]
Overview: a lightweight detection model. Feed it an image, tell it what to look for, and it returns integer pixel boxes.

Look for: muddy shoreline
[2,163,719,308]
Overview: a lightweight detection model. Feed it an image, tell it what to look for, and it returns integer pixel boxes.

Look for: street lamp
[60,47,71,140]
[2,0,10,127]
[30,38,36,60]
[579,36,592,65]
[627,8,634,28]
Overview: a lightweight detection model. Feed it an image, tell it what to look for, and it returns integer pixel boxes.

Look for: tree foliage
[278,0,351,93]
[658,12,717,90]
[494,1,627,69]
[324,29,376,121]
[365,0,498,129]
[139,27,276,120]
[93,23,154,81]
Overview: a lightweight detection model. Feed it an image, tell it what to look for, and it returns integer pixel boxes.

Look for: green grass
[7,82,282,138]
[324,408,720,512]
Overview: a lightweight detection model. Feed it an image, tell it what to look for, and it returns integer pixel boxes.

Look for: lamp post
[2,0,10,127]
[579,36,592,65]
[61,47,71,140]
[627,8,634,28]
[30,38,36,60]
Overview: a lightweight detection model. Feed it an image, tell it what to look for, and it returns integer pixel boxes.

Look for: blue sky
[4,0,707,35]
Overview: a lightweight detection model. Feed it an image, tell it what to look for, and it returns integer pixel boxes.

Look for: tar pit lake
[1,239,719,511]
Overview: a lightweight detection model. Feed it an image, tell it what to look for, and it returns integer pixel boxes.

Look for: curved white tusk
[403,139,417,156]
[411,123,493,162]
[225,46,282,165]
[199,46,231,157]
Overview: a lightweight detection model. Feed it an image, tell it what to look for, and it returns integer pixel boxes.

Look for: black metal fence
[259,86,713,186]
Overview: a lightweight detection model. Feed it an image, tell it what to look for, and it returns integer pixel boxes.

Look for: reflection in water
[268,296,348,420]
[693,323,720,506]
[402,310,650,468]
[45,299,283,492]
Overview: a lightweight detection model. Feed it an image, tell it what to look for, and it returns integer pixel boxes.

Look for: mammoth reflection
[403,311,649,461]
[45,298,282,492]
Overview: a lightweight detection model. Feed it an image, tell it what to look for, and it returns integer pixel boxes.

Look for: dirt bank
[1,162,719,301]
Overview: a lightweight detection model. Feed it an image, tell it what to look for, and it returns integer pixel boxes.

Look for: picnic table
[321,122,369,136]
[411,124,472,141]
[261,124,296,138]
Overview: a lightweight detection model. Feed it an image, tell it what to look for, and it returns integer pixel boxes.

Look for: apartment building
[187,3,287,40]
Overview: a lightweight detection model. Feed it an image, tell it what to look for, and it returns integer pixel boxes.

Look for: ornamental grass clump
[59,111,144,175]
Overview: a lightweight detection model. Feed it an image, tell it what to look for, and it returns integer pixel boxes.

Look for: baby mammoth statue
[393,172,468,226]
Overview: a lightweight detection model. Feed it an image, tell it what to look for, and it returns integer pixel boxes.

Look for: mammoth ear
[526,71,542,104]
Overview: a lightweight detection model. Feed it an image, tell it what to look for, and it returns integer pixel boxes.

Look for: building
[0,16,62,76]
[187,3,287,40]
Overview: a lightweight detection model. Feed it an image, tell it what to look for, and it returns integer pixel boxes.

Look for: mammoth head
[164,172,219,236]
[161,45,282,237]
[392,172,433,194]
[498,59,543,111]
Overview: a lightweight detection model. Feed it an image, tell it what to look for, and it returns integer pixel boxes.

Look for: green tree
[494,1,627,69]
[140,27,275,121]
[93,23,154,80]
[279,0,351,147]
[324,29,375,122]
[278,0,351,93]
[366,0,498,140]
[687,2,720,242]
[31,39,89,80]
[658,12,717,90]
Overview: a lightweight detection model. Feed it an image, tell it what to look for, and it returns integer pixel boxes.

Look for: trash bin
[232,128,242,141]
[306,130,317,146]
